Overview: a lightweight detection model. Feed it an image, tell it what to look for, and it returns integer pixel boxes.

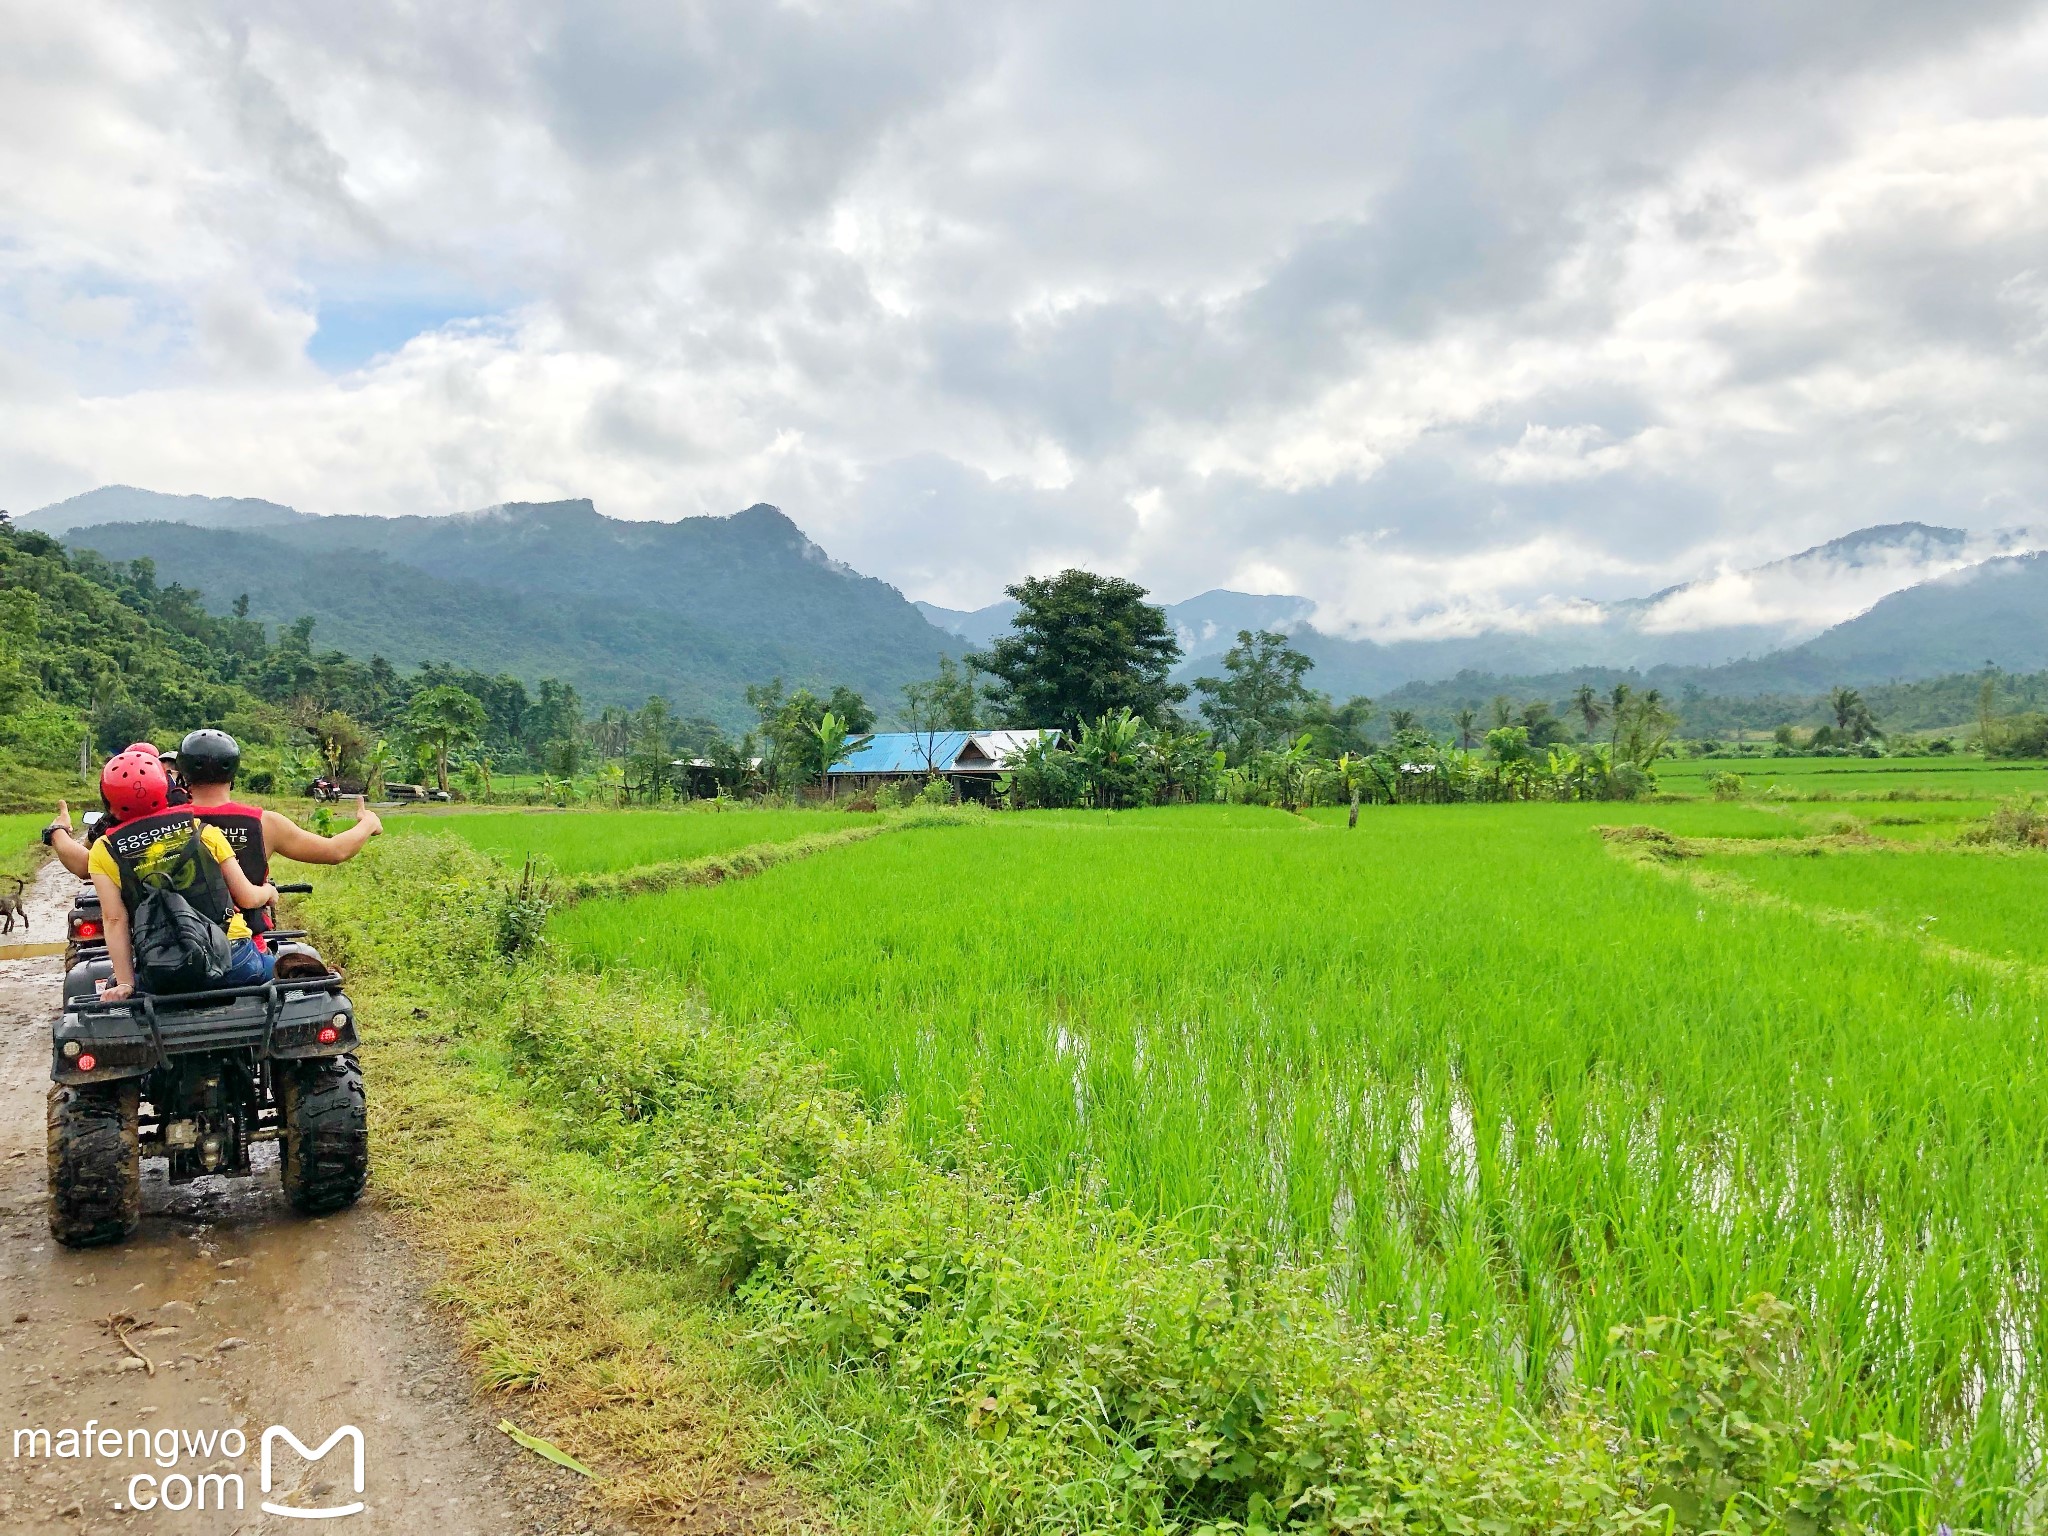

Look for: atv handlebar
[274,882,314,894]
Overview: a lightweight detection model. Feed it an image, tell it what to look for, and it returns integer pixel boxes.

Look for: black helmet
[178,728,242,784]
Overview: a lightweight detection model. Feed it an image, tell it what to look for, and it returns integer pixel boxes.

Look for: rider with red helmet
[43,740,187,878]
[85,750,278,1001]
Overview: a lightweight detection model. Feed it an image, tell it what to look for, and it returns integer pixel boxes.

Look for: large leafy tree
[746,677,874,787]
[970,570,1184,732]
[825,685,876,737]
[902,656,982,771]
[1300,693,1375,758]
[1193,629,1318,759]
[404,683,488,793]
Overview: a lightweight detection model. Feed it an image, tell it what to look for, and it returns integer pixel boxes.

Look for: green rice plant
[1658,755,2048,799]
[382,806,878,873]
[554,804,2048,1525]
[1698,843,2048,968]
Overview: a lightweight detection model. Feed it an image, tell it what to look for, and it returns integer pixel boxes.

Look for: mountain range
[24,485,2048,722]
[26,487,952,728]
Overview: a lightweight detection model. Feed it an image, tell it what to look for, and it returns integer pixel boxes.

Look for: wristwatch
[41,823,61,846]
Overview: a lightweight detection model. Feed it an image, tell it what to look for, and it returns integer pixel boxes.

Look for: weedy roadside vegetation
[1961,793,2048,848]
[311,832,1941,1534]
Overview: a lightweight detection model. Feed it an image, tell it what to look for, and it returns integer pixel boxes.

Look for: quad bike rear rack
[55,971,358,1086]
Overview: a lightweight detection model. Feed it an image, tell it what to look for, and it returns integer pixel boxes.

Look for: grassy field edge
[555,808,978,903]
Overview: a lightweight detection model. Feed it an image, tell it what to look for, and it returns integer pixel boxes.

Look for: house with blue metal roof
[827,729,1060,795]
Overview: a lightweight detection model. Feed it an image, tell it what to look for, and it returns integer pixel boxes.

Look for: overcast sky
[4,1,2047,634]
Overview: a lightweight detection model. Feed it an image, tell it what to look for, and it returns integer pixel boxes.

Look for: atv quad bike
[50,883,367,1247]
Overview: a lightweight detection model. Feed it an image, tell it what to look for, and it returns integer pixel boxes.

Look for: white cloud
[1637,528,2048,636]
[4,0,2048,636]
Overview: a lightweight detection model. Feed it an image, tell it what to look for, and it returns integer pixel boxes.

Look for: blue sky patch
[307,298,492,372]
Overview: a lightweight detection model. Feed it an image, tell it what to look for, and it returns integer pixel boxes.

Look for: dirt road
[0,860,621,1534]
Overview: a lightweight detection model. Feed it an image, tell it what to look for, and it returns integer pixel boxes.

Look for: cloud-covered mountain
[1379,549,2048,723]
[914,599,1019,650]
[923,521,2045,696]
[1277,522,2042,697]
[36,486,2048,719]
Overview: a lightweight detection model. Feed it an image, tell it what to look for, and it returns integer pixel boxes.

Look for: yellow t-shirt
[88,823,253,942]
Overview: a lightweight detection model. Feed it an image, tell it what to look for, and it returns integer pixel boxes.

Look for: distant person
[88,750,277,999]
[176,729,381,944]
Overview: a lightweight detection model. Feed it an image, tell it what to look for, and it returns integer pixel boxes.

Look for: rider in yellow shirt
[88,750,276,1001]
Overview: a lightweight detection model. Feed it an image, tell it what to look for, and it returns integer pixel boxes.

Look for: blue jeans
[220,938,275,987]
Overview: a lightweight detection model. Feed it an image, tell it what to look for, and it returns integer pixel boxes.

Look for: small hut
[827,730,1059,800]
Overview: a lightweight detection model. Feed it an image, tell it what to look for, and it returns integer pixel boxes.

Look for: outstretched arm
[262,798,382,865]
[47,801,90,879]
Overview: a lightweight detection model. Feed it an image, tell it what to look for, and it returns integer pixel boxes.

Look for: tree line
[0,515,1996,810]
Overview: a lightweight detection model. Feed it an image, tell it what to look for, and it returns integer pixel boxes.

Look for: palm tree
[1571,684,1605,740]
[1608,683,1633,751]
[1388,708,1418,735]
[1490,695,1514,729]
[1828,686,1863,732]
[1453,706,1478,750]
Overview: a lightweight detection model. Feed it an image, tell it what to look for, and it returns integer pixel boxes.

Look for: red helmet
[101,751,171,820]
[123,741,161,758]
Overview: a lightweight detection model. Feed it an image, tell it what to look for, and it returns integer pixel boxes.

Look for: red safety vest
[191,801,272,941]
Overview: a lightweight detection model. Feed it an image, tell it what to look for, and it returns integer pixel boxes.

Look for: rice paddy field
[545,792,2048,1521]
[1658,753,2048,798]
[380,804,876,872]
[1697,844,2048,967]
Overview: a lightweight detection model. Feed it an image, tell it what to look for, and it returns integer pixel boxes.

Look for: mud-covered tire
[48,1082,141,1248]
[280,1055,368,1214]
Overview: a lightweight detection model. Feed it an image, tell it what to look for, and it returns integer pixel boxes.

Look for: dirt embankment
[0,860,625,1535]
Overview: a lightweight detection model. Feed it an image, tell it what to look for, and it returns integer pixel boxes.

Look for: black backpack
[129,833,233,993]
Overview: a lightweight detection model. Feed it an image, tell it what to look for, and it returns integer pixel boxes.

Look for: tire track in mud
[0,860,626,1535]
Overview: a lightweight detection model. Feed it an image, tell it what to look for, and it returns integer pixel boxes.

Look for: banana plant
[1332,751,1372,826]
[812,710,874,785]
[1076,708,1144,808]
[362,738,393,801]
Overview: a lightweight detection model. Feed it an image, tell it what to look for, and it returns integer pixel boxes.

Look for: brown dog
[0,876,26,935]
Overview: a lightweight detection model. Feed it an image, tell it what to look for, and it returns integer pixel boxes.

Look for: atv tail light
[62,1040,80,1058]
[73,919,103,940]
[316,1026,339,1045]
[75,1054,97,1072]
